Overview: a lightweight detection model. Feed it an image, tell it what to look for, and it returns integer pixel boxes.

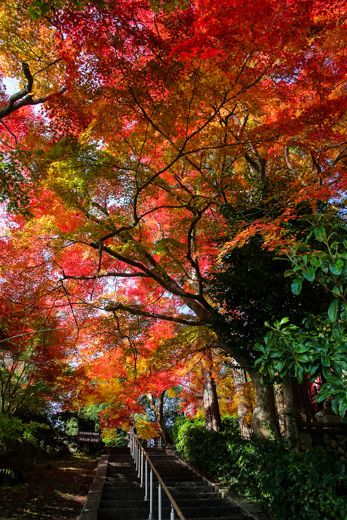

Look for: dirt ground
[0,454,97,520]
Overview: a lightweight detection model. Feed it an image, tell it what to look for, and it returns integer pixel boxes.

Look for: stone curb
[166,448,270,520]
[78,453,109,520]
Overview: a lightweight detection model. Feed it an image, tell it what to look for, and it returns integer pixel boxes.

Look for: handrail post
[140,450,144,487]
[138,443,141,478]
[158,482,162,520]
[144,459,148,501]
[158,437,162,449]
[149,469,153,520]
[170,505,175,520]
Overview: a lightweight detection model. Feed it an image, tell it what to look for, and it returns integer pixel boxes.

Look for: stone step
[102,490,145,499]
[103,481,141,487]
[169,483,214,491]
[171,491,219,499]
[98,503,148,511]
[98,510,146,520]
[180,506,245,520]
[177,498,232,508]
[188,517,253,520]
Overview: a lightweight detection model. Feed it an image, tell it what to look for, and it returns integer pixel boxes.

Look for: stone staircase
[97,448,148,520]
[96,446,256,520]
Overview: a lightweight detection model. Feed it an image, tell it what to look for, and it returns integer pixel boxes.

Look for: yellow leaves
[0,1,64,97]
[47,159,88,203]
[101,428,125,445]
[134,416,159,439]
[166,387,178,398]
[88,379,123,405]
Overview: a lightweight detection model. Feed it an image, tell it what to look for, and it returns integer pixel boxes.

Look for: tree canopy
[0,0,346,439]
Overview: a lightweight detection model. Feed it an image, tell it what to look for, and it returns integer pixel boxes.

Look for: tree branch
[63,271,150,280]
[0,62,66,120]
[105,301,206,326]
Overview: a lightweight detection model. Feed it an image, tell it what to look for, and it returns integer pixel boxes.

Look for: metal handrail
[129,433,186,520]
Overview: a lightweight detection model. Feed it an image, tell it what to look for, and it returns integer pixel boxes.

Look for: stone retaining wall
[299,415,347,460]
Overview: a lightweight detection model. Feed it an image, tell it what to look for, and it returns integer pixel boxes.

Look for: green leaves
[287,217,346,315]
[291,278,302,295]
[329,258,344,276]
[255,309,347,413]
[314,226,327,242]
[261,216,346,413]
[328,299,338,323]
[302,267,315,282]
[316,374,347,417]
[28,0,88,19]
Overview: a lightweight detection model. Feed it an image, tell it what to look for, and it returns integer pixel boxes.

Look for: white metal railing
[129,434,185,520]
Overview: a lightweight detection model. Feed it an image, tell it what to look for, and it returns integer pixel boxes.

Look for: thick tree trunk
[232,363,252,438]
[249,370,280,439]
[212,329,280,439]
[203,367,222,432]
[279,377,300,449]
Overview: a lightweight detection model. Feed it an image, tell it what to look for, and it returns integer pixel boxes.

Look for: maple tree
[0,0,346,440]
[0,225,75,420]
[64,313,245,438]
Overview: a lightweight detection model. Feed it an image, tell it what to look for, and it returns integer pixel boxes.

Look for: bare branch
[105,301,206,326]
[63,272,150,280]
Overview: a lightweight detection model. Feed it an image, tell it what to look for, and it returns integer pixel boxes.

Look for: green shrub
[0,414,47,448]
[173,417,347,520]
[102,428,128,447]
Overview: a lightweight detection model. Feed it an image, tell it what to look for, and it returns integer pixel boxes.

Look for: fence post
[149,469,153,520]
[138,443,141,478]
[158,482,162,520]
[144,459,148,501]
[170,505,175,520]
[140,450,144,487]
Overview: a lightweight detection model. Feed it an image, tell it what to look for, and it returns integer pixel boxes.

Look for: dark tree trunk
[249,370,280,439]
[203,366,222,432]
[280,377,300,449]
[232,363,252,438]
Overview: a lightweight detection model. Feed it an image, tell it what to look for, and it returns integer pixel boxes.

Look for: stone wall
[299,415,347,460]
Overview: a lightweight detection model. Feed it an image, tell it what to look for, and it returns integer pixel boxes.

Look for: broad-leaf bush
[173,417,347,520]
[255,215,347,416]
[172,416,240,476]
